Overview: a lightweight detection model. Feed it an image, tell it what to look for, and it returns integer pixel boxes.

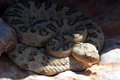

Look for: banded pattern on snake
[2,1,104,75]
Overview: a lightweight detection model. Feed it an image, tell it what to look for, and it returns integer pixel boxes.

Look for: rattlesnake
[2,1,104,75]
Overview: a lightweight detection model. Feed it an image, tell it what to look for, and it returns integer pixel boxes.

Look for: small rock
[23,75,56,80]
[55,70,90,80]
[101,49,120,64]
[88,64,120,80]
[100,36,120,64]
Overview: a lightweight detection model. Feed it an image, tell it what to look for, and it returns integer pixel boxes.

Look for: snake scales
[2,1,104,75]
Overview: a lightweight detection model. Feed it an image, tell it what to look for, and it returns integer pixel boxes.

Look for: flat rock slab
[100,36,120,64]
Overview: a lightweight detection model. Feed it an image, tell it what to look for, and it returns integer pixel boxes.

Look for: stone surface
[88,63,120,80]
[55,71,91,80]
[0,19,16,56]
[100,36,120,64]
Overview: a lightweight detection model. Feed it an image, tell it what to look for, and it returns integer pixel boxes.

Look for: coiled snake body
[2,1,104,75]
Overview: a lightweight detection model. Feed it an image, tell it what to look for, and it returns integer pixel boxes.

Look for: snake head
[72,43,100,68]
